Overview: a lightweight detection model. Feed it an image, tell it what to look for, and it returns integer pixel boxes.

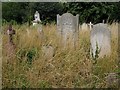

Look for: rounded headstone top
[36,11,38,13]
[62,13,73,17]
[93,23,108,27]
[91,23,110,37]
[57,13,79,18]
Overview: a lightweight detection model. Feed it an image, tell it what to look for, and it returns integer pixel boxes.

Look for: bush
[17,47,38,64]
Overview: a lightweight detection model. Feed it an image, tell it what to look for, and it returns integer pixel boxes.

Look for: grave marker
[37,24,44,44]
[33,11,41,26]
[57,13,79,49]
[106,73,118,87]
[90,23,111,58]
[42,45,55,60]
[6,24,16,58]
[7,24,15,45]
[88,22,93,31]
[81,23,89,31]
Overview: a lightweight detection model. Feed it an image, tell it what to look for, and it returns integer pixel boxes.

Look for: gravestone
[57,13,79,49]
[81,23,89,31]
[90,23,111,58]
[33,11,41,26]
[37,24,44,44]
[42,45,55,60]
[105,73,118,88]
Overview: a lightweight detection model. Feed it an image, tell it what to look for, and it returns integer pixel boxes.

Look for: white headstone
[34,11,41,22]
[81,23,89,31]
[90,23,111,58]
[57,13,79,49]
[33,11,41,26]
[102,20,105,23]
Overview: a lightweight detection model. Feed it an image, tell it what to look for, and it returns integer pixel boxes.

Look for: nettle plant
[17,47,38,64]
[91,42,101,63]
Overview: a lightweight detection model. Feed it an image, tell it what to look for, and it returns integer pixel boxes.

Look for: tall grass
[2,23,118,88]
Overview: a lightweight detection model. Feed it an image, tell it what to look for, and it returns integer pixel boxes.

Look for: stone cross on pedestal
[7,24,15,45]
[6,24,16,59]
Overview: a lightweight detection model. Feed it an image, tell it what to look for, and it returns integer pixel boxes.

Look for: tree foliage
[2,2,120,24]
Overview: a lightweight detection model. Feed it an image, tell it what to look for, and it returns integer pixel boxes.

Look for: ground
[2,23,118,88]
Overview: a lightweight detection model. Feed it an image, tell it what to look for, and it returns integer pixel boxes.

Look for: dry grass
[2,23,118,88]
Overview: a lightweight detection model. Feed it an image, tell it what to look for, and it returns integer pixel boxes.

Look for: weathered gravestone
[37,24,44,44]
[90,23,111,58]
[57,13,79,49]
[105,73,119,88]
[81,23,89,31]
[42,45,55,60]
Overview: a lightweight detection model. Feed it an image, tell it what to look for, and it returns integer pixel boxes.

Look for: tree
[2,2,120,24]
[2,2,29,24]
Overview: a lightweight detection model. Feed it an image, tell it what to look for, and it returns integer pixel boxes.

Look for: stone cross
[7,24,15,45]
[88,22,93,31]
[6,24,16,59]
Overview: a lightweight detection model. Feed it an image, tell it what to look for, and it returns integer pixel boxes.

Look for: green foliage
[38,80,52,88]
[2,24,118,88]
[27,47,38,64]
[92,42,100,63]
[2,2,64,25]
[9,20,18,25]
[94,42,100,60]
[17,47,38,64]
[63,2,119,24]
[2,2,120,24]
[16,48,27,61]
[2,2,28,24]
[19,74,31,88]
[2,19,8,25]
